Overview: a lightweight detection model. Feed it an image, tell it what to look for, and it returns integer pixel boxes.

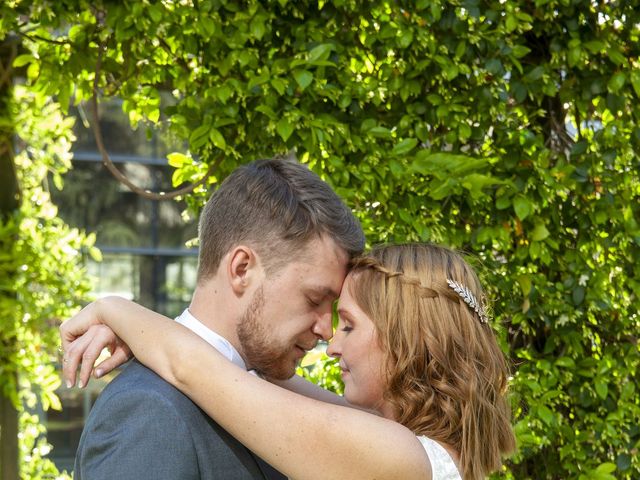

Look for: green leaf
[607,72,626,93]
[308,43,334,62]
[496,194,511,210]
[198,17,216,37]
[276,118,294,141]
[428,178,458,200]
[250,16,266,40]
[248,71,270,90]
[270,78,287,96]
[458,123,471,141]
[13,54,35,68]
[512,81,527,102]
[594,380,608,400]
[148,4,163,23]
[531,222,550,241]
[568,47,581,67]
[415,123,429,142]
[555,357,575,368]
[209,128,226,150]
[167,152,190,168]
[525,66,545,82]
[293,70,313,90]
[584,40,605,53]
[389,159,404,178]
[189,124,210,150]
[392,138,418,155]
[215,84,234,103]
[89,246,103,262]
[412,152,489,176]
[461,173,503,199]
[511,45,531,58]
[368,126,392,138]
[338,94,352,109]
[538,405,554,426]
[513,195,533,220]
[595,463,616,474]
[486,58,502,75]
[607,48,626,66]
[443,64,459,80]
[398,30,414,48]
[572,286,585,305]
[517,275,532,296]
[255,105,277,120]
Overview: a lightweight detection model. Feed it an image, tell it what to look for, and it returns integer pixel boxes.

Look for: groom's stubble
[236,286,298,380]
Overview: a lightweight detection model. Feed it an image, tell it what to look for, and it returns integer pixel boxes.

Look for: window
[46,100,199,471]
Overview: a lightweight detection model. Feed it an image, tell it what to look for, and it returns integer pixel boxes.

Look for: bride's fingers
[77,326,118,388]
[94,347,132,379]
[62,330,96,387]
[60,302,100,352]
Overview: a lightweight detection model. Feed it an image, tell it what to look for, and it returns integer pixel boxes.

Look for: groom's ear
[227,245,261,295]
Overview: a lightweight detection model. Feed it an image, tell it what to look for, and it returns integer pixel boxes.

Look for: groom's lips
[296,342,317,352]
[294,345,308,356]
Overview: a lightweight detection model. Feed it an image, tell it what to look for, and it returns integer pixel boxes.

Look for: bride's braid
[350,255,485,321]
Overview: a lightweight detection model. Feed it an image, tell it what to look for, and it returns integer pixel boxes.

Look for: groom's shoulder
[91,359,197,414]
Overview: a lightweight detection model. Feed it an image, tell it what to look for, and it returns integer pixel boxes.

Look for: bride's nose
[326,334,342,358]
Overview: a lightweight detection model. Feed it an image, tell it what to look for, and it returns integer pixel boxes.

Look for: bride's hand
[60,299,132,388]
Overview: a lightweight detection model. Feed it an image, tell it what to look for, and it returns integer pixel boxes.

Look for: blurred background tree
[0,49,96,480]
[1,1,639,478]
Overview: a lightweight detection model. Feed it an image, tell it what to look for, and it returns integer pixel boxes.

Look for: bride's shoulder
[416,436,462,480]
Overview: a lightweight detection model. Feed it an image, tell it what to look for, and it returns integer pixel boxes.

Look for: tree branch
[17,31,70,46]
[91,41,218,201]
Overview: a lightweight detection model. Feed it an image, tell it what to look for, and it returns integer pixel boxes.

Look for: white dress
[418,436,462,480]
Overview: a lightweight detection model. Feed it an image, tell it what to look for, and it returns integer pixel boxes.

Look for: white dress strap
[417,436,462,480]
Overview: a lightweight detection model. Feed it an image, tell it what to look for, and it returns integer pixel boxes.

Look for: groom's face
[237,235,349,379]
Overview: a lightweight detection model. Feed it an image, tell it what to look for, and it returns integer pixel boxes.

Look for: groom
[72,158,365,479]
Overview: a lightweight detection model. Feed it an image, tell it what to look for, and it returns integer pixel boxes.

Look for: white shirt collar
[175,308,247,370]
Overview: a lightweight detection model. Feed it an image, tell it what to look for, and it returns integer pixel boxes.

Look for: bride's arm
[270,375,350,407]
[61,297,430,480]
[270,376,380,414]
[62,299,359,409]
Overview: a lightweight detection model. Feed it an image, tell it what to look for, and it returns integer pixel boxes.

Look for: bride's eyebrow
[336,308,354,322]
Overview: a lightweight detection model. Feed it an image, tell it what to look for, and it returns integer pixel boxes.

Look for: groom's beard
[237,286,297,380]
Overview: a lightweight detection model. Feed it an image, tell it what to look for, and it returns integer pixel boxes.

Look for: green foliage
[2,0,640,478]
[0,85,95,479]
[298,351,343,396]
[20,413,71,480]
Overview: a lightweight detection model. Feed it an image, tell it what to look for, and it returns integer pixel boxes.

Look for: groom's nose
[311,311,333,341]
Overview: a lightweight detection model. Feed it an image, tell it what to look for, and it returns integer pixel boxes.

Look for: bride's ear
[227,245,262,295]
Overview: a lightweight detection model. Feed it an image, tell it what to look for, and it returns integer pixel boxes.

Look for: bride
[61,243,515,480]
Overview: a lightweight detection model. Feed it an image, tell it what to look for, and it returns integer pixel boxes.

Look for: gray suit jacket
[74,360,285,480]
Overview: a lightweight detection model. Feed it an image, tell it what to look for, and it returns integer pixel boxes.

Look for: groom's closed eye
[307,297,321,307]
[306,285,340,302]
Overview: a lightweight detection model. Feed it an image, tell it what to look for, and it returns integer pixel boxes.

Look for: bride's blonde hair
[348,243,515,480]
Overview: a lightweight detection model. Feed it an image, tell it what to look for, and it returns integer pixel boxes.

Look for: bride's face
[327,274,393,418]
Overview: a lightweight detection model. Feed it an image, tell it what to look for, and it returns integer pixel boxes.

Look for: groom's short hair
[196,158,364,281]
